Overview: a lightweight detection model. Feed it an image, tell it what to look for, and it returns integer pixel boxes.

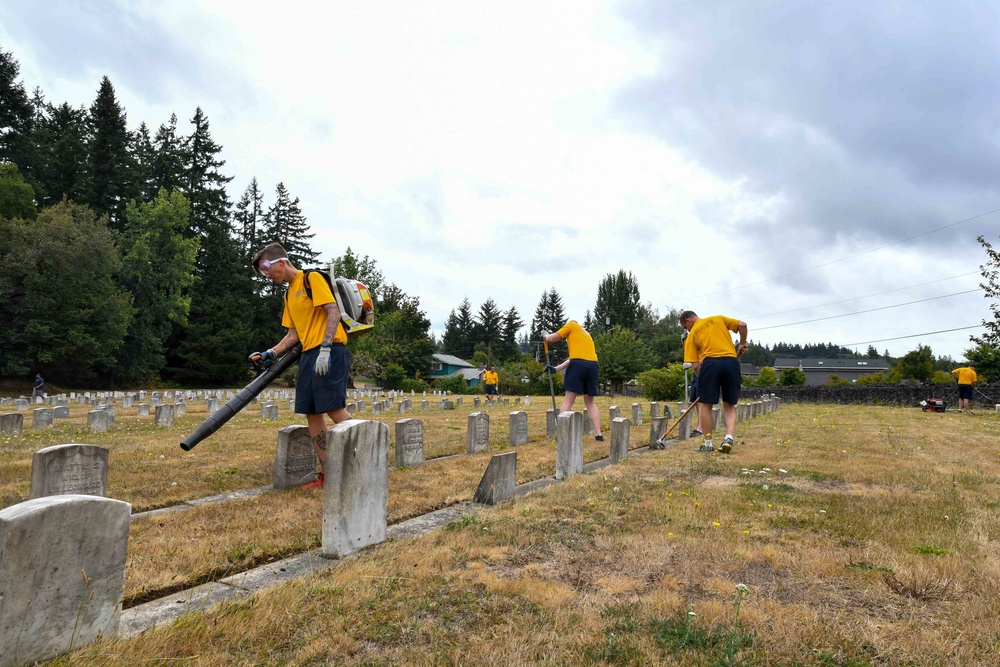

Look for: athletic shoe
[303,472,325,490]
[696,443,715,453]
[691,429,704,437]
[720,436,734,454]
[595,434,604,441]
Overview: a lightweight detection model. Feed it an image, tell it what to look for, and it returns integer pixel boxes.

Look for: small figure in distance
[952,363,977,412]
[483,366,499,405]
[32,373,45,399]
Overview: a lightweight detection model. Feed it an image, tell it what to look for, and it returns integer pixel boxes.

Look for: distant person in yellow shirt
[544,320,603,441]
[681,310,748,454]
[483,366,499,404]
[951,364,977,412]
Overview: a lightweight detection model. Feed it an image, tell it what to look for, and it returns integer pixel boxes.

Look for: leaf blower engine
[330,272,375,338]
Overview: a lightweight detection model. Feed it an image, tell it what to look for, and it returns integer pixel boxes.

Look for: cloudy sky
[2,0,997,360]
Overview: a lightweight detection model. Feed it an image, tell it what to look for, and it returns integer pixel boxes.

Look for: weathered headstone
[53,405,70,419]
[649,416,668,448]
[610,417,630,464]
[467,412,490,454]
[154,404,175,427]
[137,403,150,416]
[650,402,661,420]
[583,408,594,435]
[122,394,134,409]
[1,413,23,437]
[473,396,481,408]
[88,409,109,433]
[556,411,584,480]
[631,403,642,425]
[33,407,54,428]
[473,451,517,505]
[546,408,557,438]
[321,420,390,558]
[30,444,109,499]
[15,398,28,411]
[524,395,530,406]
[397,400,407,415]
[394,418,424,468]
[456,397,463,407]
[0,495,131,667]
[206,397,219,414]
[509,411,528,446]
[273,425,318,489]
[420,399,429,412]
[175,402,187,416]
[261,402,278,421]
[609,405,620,422]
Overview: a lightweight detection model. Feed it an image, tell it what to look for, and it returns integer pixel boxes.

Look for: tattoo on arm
[322,302,341,342]
[312,431,327,451]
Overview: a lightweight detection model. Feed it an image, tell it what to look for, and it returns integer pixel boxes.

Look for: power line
[744,272,980,320]
[838,325,985,347]
[680,206,1000,301]
[754,288,983,332]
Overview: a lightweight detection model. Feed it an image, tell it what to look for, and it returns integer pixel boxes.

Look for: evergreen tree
[498,306,524,362]
[529,288,568,362]
[474,298,504,360]
[86,76,130,230]
[593,269,641,332]
[151,113,187,195]
[126,121,157,203]
[594,326,656,394]
[0,49,33,172]
[973,234,1000,348]
[332,246,385,299]
[0,163,36,220]
[261,182,318,267]
[234,177,265,257]
[441,298,476,360]
[114,190,198,384]
[34,101,89,208]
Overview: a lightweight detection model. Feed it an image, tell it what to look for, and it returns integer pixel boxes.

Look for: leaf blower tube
[179,345,302,451]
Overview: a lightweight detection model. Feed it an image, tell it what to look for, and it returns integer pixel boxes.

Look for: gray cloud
[614,1,1000,251]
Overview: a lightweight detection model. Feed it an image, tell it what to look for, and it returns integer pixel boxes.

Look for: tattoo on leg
[313,431,327,451]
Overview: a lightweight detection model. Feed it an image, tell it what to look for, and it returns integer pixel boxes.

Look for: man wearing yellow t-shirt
[544,320,603,441]
[681,310,748,454]
[483,367,499,404]
[251,243,352,490]
[951,364,977,412]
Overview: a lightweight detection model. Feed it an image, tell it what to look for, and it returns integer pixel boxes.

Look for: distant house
[773,358,890,386]
[740,363,761,379]
[428,354,484,386]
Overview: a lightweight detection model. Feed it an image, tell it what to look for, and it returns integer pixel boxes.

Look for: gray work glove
[315,344,332,376]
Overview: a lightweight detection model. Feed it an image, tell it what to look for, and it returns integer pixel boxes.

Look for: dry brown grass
[17,400,1000,665]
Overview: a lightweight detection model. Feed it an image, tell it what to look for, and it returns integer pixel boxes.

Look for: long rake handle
[661,399,700,441]
[544,339,557,412]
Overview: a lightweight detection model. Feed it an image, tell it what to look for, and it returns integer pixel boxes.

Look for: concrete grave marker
[154,404,175,427]
[88,409,109,433]
[609,405,620,422]
[0,495,131,667]
[321,420,390,558]
[509,411,528,446]
[206,397,219,413]
[582,407,594,435]
[273,425,318,489]
[467,412,490,453]
[54,405,70,419]
[473,396,480,408]
[610,417,630,464]
[556,411,584,480]
[175,402,186,416]
[650,402,661,420]
[30,444,109,499]
[631,403,642,425]
[1,413,23,437]
[473,451,517,505]
[33,407,54,428]
[15,398,28,411]
[649,416,669,448]
[546,408,557,438]
[261,402,278,421]
[394,418,424,467]
[137,403,150,416]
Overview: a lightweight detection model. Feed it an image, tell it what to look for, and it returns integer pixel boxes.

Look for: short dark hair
[679,310,697,325]
[252,243,289,275]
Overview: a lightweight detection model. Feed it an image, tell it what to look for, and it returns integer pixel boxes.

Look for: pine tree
[593,269,641,332]
[234,177,265,257]
[126,122,157,203]
[497,306,524,362]
[261,182,318,267]
[0,49,33,172]
[475,298,504,360]
[34,101,89,208]
[441,298,476,360]
[529,288,568,363]
[86,76,130,230]
[151,113,187,196]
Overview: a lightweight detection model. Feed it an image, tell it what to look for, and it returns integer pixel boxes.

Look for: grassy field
[4,397,1000,665]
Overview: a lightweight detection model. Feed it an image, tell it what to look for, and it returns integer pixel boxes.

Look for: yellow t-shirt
[952,367,977,385]
[557,321,598,362]
[684,315,740,362]
[484,370,498,386]
[281,271,348,350]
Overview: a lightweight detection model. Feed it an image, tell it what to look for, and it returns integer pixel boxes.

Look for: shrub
[382,363,406,390]
[400,378,429,393]
[440,374,474,395]
[779,368,807,386]
[637,365,684,401]
[825,373,850,386]
[757,366,777,387]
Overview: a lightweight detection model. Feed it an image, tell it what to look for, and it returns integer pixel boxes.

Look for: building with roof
[428,354,485,386]
[772,358,890,386]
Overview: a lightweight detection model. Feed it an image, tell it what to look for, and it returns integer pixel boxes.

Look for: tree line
[0,48,433,389]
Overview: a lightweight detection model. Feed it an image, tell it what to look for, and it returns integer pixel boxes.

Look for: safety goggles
[258,258,283,275]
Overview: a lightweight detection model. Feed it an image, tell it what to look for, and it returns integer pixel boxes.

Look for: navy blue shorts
[958,384,974,400]
[564,359,599,396]
[296,344,350,415]
[484,384,498,395]
[697,357,741,405]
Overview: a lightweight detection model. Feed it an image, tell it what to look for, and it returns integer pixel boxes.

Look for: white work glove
[315,344,332,376]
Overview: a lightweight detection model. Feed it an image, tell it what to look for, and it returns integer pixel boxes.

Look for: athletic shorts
[697,357,741,405]
[564,359,600,396]
[958,384,974,400]
[484,384,498,395]
[296,344,350,415]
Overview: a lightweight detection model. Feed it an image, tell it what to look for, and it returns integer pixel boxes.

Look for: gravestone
[467,412,490,454]
[524,395,530,405]
[53,405,70,419]
[610,417,630,464]
[649,416,669,449]
[397,400,407,414]
[88,409,109,433]
[394,418,424,468]
[373,402,383,416]
[261,402,278,421]
[0,495,130,667]
[650,402,661,420]
[33,407,54,428]
[176,402,187,416]
[357,400,366,412]
[631,403,642,425]
[30,444,109,499]
[421,399,428,412]
[137,403,150,416]
[322,420,390,558]
[514,397,521,405]
[103,406,116,424]
[15,398,28,411]
[346,402,357,412]
[678,403,695,441]
[122,395,134,409]
[555,411,584,480]
[509,411,528,446]
[473,451,517,505]
[546,408,557,438]
[1,413,23,437]
[473,396,480,408]
[582,408,594,435]
[206,397,219,413]
[154,404,175,427]
[273,425,318,489]
[609,405,620,422]
[456,397,463,407]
